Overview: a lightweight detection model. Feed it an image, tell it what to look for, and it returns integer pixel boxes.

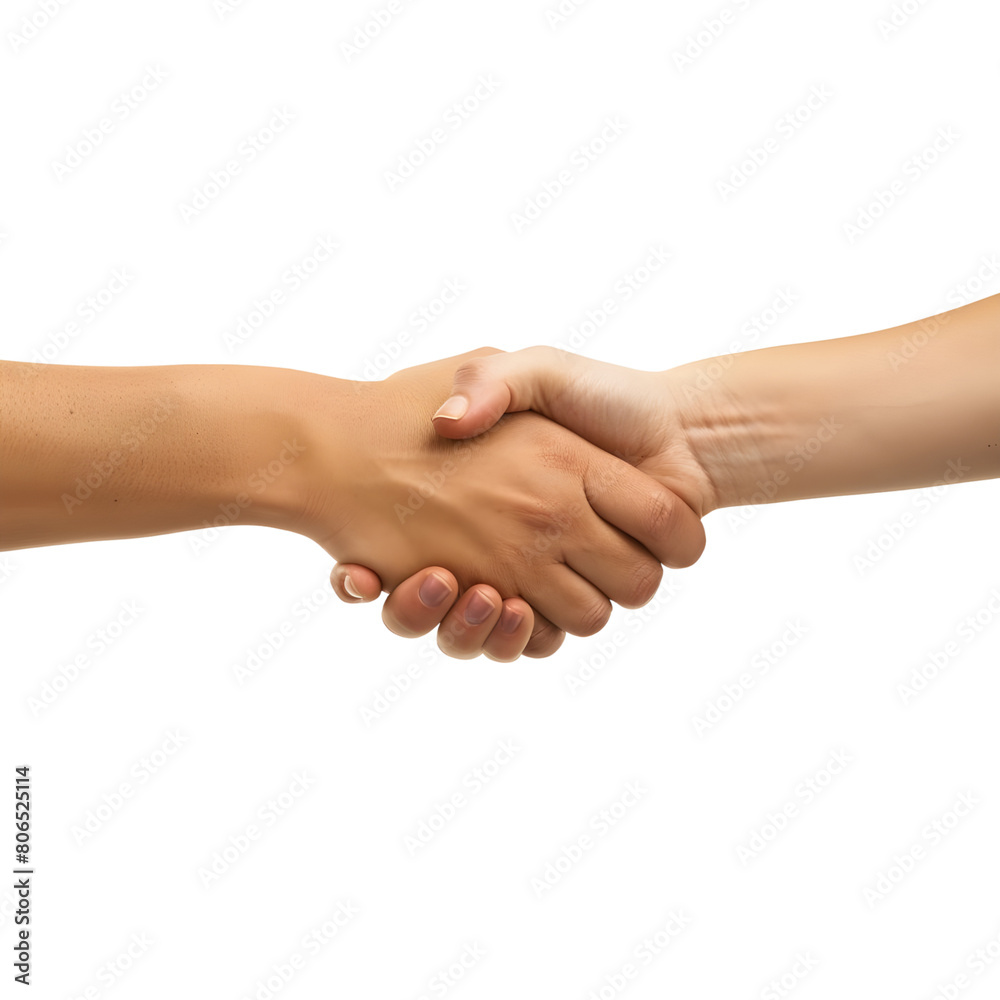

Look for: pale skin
[338,292,1000,651]
[0,351,706,661]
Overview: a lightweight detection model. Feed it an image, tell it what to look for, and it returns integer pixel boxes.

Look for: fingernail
[418,572,452,608]
[499,606,523,634]
[433,395,468,421]
[465,590,496,625]
[343,574,363,600]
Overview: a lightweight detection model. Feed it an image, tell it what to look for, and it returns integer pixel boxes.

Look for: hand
[289,350,706,657]
[430,346,720,516]
[335,290,1000,652]
[330,563,543,661]
[329,347,714,658]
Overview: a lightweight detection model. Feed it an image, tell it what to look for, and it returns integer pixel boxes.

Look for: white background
[3,0,1000,997]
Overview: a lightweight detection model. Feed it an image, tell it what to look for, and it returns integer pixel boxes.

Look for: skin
[0,350,705,661]
[338,292,1000,651]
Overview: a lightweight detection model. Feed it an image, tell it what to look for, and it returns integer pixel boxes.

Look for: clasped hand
[296,348,710,661]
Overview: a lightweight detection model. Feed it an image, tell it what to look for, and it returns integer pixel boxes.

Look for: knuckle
[529,346,575,410]
[453,358,487,385]
[531,432,579,472]
[528,344,570,370]
[573,598,612,638]
[524,621,565,659]
[622,558,662,609]
[517,497,570,540]
[645,487,678,540]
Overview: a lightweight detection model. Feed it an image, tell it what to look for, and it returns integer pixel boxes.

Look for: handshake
[3,291,996,659]
[318,346,719,661]
[319,286,1000,661]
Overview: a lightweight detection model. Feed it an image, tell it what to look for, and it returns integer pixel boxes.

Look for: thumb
[432,346,577,439]
[329,563,383,602]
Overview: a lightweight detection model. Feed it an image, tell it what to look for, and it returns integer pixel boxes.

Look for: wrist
[209,365,323,536]
[665,338,878,510]
[662,353,797,512]
[267,369,386,549]
[234,366,381,541]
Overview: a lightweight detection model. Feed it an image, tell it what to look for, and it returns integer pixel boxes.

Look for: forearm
[672,293,1000,509]
[0,362,321,550]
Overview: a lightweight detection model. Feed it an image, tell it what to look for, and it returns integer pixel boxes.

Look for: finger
[522,565,613,638]
[330,563,383,603]
[482,598,534,662]
[381,567,460,638]
[562,522,663,610]
[522,611,566,659]
[436,586,504,659]
[432,346,581,439]
[584,456,706,569]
